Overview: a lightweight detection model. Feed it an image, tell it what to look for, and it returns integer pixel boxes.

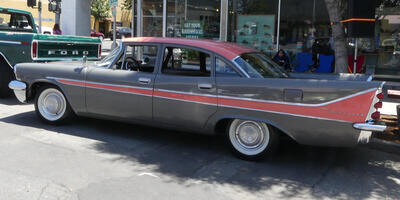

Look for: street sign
[109,0,118,7]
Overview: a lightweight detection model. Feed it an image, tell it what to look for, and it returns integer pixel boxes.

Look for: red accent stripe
[218,90,376,123]
[21,41,29,45]
[57,78,376,123]
[153,90,218,105]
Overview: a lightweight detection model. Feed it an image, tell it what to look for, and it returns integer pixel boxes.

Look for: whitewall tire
[227,119,279,160]
[35,86,73,124]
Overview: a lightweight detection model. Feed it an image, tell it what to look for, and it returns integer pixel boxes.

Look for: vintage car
[9,37,387,160]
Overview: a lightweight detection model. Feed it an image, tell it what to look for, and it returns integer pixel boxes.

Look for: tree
[324,0,348,73]
[121,0,133,10]
[91,0,111,31]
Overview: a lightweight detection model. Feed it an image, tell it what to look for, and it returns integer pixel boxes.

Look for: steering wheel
[124,57,140,71]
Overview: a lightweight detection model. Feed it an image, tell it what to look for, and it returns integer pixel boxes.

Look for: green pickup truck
[0,7,101,97]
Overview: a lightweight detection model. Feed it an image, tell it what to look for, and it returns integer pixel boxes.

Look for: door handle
[198,83,212,90]
[138,77,151,84]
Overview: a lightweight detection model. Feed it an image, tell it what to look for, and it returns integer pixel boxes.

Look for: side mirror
[82,55,88,67]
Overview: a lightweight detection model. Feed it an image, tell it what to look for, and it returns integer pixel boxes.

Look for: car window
[234,53,289,78]
[162,47,211,77]
[0,13,34,32]
[215,58,241,77]
[119,45,158,73]
[96,45,121,68]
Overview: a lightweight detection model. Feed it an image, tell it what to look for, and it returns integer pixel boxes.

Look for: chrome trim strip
[353,123,387,132]
[220,104,350,123]
[154,95,217,106]
[0,52,13,69]
[0,40,21,45]
[48,77,154,91]
[231,56,251,78]
[33,40,101,45]
[218,88,378,107]
[155,88,217,98]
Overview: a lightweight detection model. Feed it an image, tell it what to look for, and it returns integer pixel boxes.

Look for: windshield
[234,53,289,78]
[96,45,121,68]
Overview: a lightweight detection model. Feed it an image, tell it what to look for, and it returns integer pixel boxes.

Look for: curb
[366,138,400,155]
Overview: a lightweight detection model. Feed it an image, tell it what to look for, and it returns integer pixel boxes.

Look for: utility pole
[38,0,42,33]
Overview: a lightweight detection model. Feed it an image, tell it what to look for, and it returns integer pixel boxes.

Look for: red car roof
[124,37,256,60]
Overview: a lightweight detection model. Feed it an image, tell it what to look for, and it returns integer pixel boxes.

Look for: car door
[85,43,160,122]
[153,45,217,129]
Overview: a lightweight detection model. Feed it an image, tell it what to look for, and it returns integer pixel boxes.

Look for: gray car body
[12,39,385,147]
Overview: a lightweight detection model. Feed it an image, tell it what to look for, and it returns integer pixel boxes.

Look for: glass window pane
[166,0,221,40]
[216,58,241,77]
[162,47,211,76]
[123,45,158,72]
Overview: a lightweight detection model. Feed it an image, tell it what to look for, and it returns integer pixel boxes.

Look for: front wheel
[227,119,279,161]
[35,86,74,125]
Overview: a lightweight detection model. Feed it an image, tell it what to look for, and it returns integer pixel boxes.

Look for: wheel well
[0,53,12,69]
[27,82,59,102]
[214,118,292,140]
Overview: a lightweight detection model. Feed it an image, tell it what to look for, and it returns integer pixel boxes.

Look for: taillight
[374,102,383,109]
[32,41,38,59]
[371,111,381,120]
[377,92,384,99]
[98,44,102,58]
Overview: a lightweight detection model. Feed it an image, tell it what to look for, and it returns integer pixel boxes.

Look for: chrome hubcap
[38,88,66,121]
[229,119,270,156]
[236,121,264,148]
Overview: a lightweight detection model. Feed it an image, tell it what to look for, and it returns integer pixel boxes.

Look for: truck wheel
[227,119,279,161]
[34,85,74,125]
[0,61,15,98]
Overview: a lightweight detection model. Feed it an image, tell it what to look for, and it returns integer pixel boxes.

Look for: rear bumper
[8,80,27,103]
[353,123,387,132]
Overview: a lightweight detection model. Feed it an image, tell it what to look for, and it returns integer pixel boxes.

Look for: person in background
[273,49,291,71]
[53,24,62,35]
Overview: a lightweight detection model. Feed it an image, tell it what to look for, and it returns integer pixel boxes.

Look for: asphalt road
[0,96,400,200]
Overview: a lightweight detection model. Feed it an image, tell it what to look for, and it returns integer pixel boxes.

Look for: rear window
[0,12,34,32]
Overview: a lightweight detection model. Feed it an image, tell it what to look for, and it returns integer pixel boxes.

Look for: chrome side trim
[8,80,27,103]
[231,56,251,78]
[353,123,387,132]
[0,40,21,45]
[0,52,13,69]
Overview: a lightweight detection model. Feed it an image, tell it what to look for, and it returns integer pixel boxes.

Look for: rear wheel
[0,61,15,98]
[34,86,74,125]
[227,119,279,161]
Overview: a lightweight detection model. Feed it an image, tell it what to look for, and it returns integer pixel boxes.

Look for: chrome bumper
[8,80,27,103]
[353,123,387,132]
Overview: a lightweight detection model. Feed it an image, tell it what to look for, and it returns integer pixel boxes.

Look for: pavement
[0,96,400,200]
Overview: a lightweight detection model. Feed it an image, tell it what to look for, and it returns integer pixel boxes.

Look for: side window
[0,13,33,31]
[162,47,211,77]
[215,58,241,77]
[118,45,158,73]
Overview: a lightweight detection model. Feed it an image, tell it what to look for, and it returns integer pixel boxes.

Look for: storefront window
[142,0,163,37]
[374,2,400,77]
[166,0,221,39]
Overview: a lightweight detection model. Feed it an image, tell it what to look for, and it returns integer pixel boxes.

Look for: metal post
[353,38,358,74]
[131,0,135,37]
[136,0,142,36]
[112,7,117,50]
[220,0,228,41]
[163,0,167,37]
[276,0,281,51]
[38,0,42,33]
[311,0,315,38]
[184,0,187,20]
